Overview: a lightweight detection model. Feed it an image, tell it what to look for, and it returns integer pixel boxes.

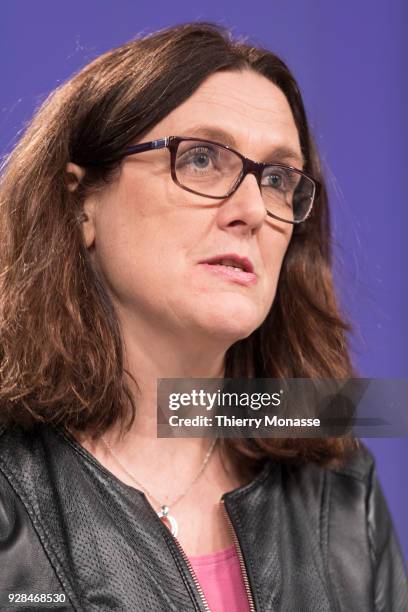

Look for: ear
[66,162,86,192]
[66,163,97,249]
[81,196,97,249]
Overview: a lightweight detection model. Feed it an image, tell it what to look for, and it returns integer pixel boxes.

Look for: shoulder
[283,441,394,559]
[277,442,407,610]
[0,422,70,467]
[275,441,376,517]
[279,440,378,509]
[298,442,407,610]
[331,440,376,483]
[0,427,68,600]
[332,443,407,610]
[0,423,49,543]
[276,441,403,561]
[0,423,63,548]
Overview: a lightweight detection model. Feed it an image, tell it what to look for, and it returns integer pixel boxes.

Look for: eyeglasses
[118,136,320,224]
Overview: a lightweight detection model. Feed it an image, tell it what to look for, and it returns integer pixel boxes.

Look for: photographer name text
[167,415,321,428]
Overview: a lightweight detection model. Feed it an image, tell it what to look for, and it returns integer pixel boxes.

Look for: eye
[177,145,219,174]
[262,167,299,192]
[191,149,211,169]
[266,173,283,188]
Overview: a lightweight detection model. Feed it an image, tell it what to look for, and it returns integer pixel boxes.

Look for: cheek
[92,202,194,307]
[269,242,289,279]
[262,231,291,297]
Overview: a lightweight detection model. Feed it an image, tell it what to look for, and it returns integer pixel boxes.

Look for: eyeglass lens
[174,140,314,222]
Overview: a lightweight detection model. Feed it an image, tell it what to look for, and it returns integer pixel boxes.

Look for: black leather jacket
[0,424,406,611]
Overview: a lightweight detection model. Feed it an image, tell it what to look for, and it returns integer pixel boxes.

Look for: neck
[119,311,229,440]
[74,309,242,500]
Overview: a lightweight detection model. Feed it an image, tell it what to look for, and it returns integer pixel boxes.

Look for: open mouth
[200,254,254,273]
[211,258,246,271]
[198,253,257,286]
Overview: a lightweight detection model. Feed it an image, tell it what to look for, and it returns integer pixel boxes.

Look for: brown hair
[0,22,358,471]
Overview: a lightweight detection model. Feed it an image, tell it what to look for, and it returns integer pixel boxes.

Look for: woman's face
[82,70,302,346]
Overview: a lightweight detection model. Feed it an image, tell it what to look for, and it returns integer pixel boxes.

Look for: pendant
[157,505,178,537]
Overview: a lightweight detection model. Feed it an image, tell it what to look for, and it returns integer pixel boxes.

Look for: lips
[198,253,257,287]
[200,253,254,273]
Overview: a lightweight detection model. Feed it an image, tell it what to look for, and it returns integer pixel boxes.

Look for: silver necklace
[100,435,218,538]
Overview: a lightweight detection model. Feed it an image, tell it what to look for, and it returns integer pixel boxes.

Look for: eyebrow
[181,125,305,168]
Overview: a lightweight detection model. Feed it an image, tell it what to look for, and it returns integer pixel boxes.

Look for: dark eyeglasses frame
[118,136,321,225]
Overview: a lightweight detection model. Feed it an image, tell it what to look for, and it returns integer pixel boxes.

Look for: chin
[194,304,265,343]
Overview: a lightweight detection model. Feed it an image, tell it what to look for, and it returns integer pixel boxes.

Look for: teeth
[218,259,244,270]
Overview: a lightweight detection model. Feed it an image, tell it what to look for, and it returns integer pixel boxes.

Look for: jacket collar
[0,424,338,611]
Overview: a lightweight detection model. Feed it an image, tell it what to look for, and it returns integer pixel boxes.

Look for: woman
[0,22,406,612]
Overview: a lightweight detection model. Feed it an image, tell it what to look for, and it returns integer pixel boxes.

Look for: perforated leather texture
[0,425,406,611]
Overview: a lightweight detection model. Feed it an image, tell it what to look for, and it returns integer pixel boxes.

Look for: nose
[217,172,266,235]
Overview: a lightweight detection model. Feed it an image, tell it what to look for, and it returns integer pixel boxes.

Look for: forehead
[148,70,302,163]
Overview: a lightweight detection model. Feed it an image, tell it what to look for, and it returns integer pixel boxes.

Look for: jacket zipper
[221,499,256,612]
[172,534,212,612]
[168,501,256,612]
[140,492,211,611]
[145,493,256,611]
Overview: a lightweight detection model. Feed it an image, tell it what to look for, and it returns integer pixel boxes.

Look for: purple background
[1,1,407,564]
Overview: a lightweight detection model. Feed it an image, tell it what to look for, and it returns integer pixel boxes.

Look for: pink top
[188,545,251,612]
